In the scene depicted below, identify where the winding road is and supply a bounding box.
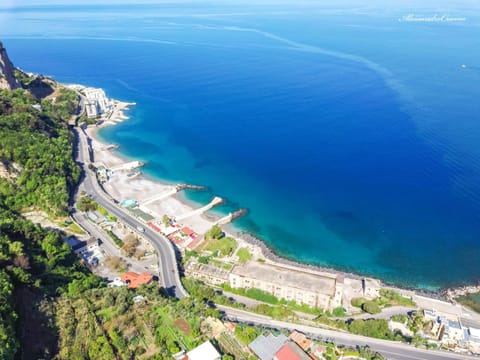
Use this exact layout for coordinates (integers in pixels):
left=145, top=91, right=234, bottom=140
left=72, top=125, right=187, bottom=298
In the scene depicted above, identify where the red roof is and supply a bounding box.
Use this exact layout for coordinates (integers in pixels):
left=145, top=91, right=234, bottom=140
left=289, top=331, right=312, bottom=351
left=187, top=237, right=202, bottom=250
left=274, top=342, right=311, bottom=360
left=148, top=221, right=161, bottom=233
left=182, top=227, right=195, bottom=236
left=121, top=272, right=154, bottom=289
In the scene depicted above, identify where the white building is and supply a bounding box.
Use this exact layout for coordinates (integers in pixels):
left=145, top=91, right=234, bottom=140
left=187, top=341, right=221, bottom=360
left=108, top=277, right=126, bottom=287
left=82, top=87, right=113, bottom=118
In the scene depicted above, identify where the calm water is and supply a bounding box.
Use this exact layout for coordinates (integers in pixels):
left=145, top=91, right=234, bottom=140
left=2, top=2, right=480, bottom=289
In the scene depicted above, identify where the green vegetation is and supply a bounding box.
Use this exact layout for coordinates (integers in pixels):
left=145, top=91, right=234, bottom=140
left=107, top=229, right=124, bottom=247
left=379, top=288, right=416, bottom=307
left=234, top=325, right=260, bottom=345
left=162, top=214, right=170, bottom=227
left=351, top=289, right=415, bottom=315
left=456, top=292, right=480, bottom=313
left=205, top=236, right=237, bottom=257
left=65, top=220, right=85, bottom=235
left=77, top=196, right=98, bottom=212
left=104, top=256, right=127, bottom=272
left=56, top=285, right=221, bottom=359
left=332, top=306, right=346, bottom=317
left=362, top=300, right=382, bottom=314
left=205, top=225, right=224, bottom=240
left=77, top=196, right=116, bottom=221
left=236, top=247, right=252, bottom=263
left=391, top=314, right=408, bottom=323
left=223, top=284, right=278, bottom=304
left=0, top=84, right=105, bottom=358
left=0, top=88, right=80, bottom=215
left=122, top=234, right=138, bottom=256
left=221, top=284, right=323, bottom=316
left=348, top=319, right=392, bottom=339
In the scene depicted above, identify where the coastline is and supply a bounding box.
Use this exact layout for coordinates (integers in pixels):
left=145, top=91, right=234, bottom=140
left=84, top=91, right=476, bottom=304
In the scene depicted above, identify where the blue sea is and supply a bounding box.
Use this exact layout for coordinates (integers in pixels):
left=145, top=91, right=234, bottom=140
left=2, top=1, right=480, bottom=289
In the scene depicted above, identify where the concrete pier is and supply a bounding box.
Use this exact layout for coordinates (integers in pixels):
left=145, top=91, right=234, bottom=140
left=142, top=187, right=179, bottom=206
left=176, top=196, right=223, bottom=221
left=111, top=160, right=144, bottom=172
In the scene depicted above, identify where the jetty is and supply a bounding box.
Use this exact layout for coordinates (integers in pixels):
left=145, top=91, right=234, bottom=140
left=96, top=143, right=119, bottom=151
left=214, top=209, right=247, bottom=226
left=142, top=187, right=179, bottom=206
left=176, top=184, right=207, bottom=191
left=111, top=160, right=144, bottom=172
left=176, top=196, right=223, bottom=221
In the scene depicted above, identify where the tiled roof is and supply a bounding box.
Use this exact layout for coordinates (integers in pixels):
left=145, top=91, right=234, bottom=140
left=121, top=272, right=153, bottom=289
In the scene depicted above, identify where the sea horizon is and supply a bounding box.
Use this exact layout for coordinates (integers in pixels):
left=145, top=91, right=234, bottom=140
left=2, top=1, right=480, bottom=290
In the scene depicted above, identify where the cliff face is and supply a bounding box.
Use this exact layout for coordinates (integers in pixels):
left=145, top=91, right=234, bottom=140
left=0, top=42, right=21, bottom=90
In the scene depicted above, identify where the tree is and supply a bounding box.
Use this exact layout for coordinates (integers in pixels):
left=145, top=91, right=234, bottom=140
left=332, top=306, right=346, bottom=317
left=122, top=234, right=139, bottom=257
left=362, top=300, right=381, bottom=314
left=206, top=225, right=223, bottom=240
left=351, top=297, right=366, bottom=308
left=162, top=215, right=170, bottom=227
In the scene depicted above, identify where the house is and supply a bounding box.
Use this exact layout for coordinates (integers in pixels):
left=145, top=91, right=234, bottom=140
left=289, top=331, right=312, bottom=351
left=465, top=327, right=480, bottom=354
left=108, top=277, right=126, bottom=287
left=186, top=236, right=203, bottom=250
left=187, top=340, right=221, bottom=360
left=274, top=341, right=311, bottom=360
left=120, top=272, right=154, bottom=289
left=72, top=237, right=99, bottom=255
left=181, top=227, right=197, bottom=239
left=249, top=333, right=288, bottom=360
left=445, top=319, right=464, bottom=342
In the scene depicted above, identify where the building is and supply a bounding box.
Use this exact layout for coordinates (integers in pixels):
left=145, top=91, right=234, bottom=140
left=72, top=237, right=100, bottom=255
left=187, top=340, right=221, bottom=360
left=108, top=277, right=126, bottom=287
left=465, top=327, right=480, bottom=354
left=120, top=272, right=154, bottom=289
left=181, top=227, right=197, bottom=239
left=274, top=341, right=311, bottom=360
left=445, top=319, right=464, bottom=342
left=289, top=331, right=312, bottom=351
left=82, top=87, right=113, bottom=118
left=184, top=258, right=230, bottom=286
left=249, top=333, right=288, bottom=360
left=230, top=261, right=340, bottom=309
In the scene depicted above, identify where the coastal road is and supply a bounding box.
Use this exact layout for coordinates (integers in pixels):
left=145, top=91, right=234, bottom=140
left=72, top=126, right=188, bottom=298
left=219, top=306, right=476, bottom=360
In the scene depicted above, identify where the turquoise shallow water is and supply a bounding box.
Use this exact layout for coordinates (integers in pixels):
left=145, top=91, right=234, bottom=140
left=2, top=2, right=480, bottom=289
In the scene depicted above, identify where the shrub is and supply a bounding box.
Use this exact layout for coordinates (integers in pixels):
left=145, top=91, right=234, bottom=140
left=206, top=225, right=224, bottom=240
left=333, top=306, right=346, bottom=317
left=351, top=297, right=366, bottom=308
left=237, top=247, right=253, bottom=263
left=362, top=300, right=381, bottom=314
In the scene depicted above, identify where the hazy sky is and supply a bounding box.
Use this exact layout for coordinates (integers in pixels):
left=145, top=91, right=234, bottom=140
left=2, top=0, right=479, bottom=8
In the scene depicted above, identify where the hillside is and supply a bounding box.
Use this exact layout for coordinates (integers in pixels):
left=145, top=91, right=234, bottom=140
left=0, top=42, right=20, bottom=90
left=0, top=44, right=227, bottom=360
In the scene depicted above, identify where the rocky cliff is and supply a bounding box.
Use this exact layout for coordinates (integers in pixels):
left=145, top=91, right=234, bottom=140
left=0, top=42, right=21, bottom=90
